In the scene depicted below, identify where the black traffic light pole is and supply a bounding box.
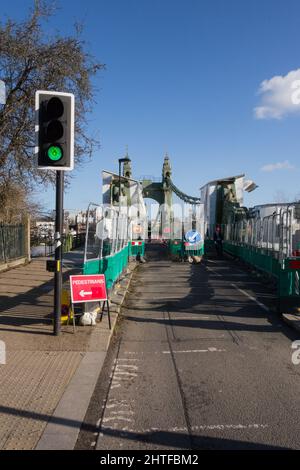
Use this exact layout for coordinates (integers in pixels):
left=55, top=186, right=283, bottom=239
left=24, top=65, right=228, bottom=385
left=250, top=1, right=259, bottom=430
left=54, top=170, right=64, bottom=336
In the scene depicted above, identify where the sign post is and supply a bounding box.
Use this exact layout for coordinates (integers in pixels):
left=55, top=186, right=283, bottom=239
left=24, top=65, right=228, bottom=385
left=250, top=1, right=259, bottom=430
left=184, top=230, right=202, bottom=246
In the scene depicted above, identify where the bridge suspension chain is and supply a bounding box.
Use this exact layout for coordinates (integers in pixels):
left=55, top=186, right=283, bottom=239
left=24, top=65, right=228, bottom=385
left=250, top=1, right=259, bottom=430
left=167, top=178, right=202, bottom=205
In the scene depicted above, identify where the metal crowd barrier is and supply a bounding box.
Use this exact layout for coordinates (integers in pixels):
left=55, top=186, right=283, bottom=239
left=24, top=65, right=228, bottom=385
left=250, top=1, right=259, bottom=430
left=207, top=206, right=300, bottom=309
left=83, top=203, right=132, bottom=290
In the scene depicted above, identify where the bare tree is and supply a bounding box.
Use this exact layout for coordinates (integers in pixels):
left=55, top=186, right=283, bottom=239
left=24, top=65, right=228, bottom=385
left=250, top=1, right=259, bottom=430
left=0, top=178, right=43, bottom=223
left=0, top=1, right=105, bottom=220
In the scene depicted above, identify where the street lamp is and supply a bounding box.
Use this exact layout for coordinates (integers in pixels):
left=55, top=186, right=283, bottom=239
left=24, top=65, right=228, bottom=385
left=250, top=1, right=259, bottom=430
left=118, top=155, right=131, bottom=209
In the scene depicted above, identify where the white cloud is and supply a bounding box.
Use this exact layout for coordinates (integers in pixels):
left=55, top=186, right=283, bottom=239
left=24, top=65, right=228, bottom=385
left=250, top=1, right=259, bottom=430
left=254, top=68, right=300, bottom=119
left=260, top=160, right=295, bottom=172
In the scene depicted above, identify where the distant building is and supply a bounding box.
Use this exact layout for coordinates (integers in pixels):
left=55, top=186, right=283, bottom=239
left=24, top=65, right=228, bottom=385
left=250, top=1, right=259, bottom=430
left=33, top=219, right=55, bottom=239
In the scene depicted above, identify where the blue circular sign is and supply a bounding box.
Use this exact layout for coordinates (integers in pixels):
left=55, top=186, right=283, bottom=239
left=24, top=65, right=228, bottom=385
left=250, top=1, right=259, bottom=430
left=185, top=230, right=202, bottom=244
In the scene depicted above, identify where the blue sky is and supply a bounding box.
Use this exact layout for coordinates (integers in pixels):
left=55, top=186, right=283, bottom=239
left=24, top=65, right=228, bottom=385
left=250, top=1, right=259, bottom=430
left=3, top=0, right=300, bottom=211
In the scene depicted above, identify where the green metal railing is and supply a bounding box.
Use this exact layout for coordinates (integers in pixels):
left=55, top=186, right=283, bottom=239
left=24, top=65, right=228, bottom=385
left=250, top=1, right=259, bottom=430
left=169, top=239, right=183, bottom=257
left=129, top=241, right=145, bottom=257
left=83, top=203, right=131, bottom=290
left=217, top=239, right=300, bottom=306
left=83, top=243, right=129, bottom=290
left=169, top=239, right=204, bottom=259
left=0, top=224, right=25, bottom=264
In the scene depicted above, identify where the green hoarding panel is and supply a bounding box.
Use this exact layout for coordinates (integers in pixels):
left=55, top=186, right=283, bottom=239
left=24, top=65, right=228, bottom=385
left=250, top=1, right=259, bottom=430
left=83, top=244, right=129, bottom=290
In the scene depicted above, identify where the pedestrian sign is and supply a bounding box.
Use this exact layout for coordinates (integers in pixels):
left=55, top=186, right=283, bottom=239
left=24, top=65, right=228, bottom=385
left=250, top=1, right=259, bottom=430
left=70, top=274, right=107, bottom=303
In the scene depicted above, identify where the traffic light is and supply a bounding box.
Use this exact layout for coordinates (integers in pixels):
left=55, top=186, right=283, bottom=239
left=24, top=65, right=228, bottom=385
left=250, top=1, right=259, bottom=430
left=35, top=90, right=74, bottom=170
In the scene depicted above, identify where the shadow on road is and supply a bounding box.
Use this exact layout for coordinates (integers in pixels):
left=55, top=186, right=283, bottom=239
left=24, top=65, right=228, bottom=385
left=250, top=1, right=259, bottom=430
left=124, top=243, right=299, bottom=342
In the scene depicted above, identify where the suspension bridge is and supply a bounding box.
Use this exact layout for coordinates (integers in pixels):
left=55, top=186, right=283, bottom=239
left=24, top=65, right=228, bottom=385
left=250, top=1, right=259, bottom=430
left=83, top=153, right=300, bottom=315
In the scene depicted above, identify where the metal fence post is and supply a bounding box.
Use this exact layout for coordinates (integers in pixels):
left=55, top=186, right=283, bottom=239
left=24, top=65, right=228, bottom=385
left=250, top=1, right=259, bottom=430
left=23, top=214, right=31, bottom=262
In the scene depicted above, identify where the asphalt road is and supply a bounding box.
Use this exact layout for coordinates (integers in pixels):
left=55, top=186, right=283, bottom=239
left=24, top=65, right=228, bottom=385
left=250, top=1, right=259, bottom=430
left=76, top=243, right=300, bottom=450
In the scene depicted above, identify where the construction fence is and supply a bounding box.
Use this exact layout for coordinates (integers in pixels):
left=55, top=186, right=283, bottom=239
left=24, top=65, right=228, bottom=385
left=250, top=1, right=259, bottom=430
left=206, top=205, right=300, bottom=308
left=83, top=204, right=131, bottom=290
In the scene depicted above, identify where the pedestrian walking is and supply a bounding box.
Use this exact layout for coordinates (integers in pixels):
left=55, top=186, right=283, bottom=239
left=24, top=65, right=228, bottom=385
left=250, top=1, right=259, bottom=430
left=213, top=225, right=223, bottom=256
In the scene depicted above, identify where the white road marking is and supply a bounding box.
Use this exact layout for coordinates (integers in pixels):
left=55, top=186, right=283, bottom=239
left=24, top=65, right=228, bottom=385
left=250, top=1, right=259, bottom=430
left=110, top=361, right=139, bottom=393
left=162, top=348, right=226, bottom=354
left=231, top=284, right=269, bottom=312
left=192, top=423, right=269, bottom=431
left=128, top=316, right=212, bottom=321
left=207, top=267, right=222, bottom=277
left=111, top=383, right=121, bottom=389
left=107, top=399, right=130, bottom=405
left=207, top=266, right=270, bottom=313
left=97, top=363, right=138, bottom=445
left=106, top=403, right=124, bottom=409
left=113, top=371, right=138, bottom=376
left=100, top=423, right=269, bottom=434
left=115, top=364, right=138, bottom=370
left=119, top=349, right=228, bottom=355
left=114, top=358, right=140, bottom=362
left=162, top=349, right=207, bottom=354
left=103, top=416, right=134, bottom=423
left=168, top=315, right=211, bottom=320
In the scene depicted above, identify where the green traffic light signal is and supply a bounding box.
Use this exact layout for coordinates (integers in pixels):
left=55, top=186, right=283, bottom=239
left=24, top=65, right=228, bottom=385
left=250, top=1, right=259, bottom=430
left=36, top=91, right=74, bottom=170
left=47, top=145, right=63, bottom=161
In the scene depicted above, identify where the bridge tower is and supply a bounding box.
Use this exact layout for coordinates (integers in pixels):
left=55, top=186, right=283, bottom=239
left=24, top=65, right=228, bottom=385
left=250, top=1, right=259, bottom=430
left=142, top=153, right=173, bottom=210
left=141, top=154, right=174, bottom=238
